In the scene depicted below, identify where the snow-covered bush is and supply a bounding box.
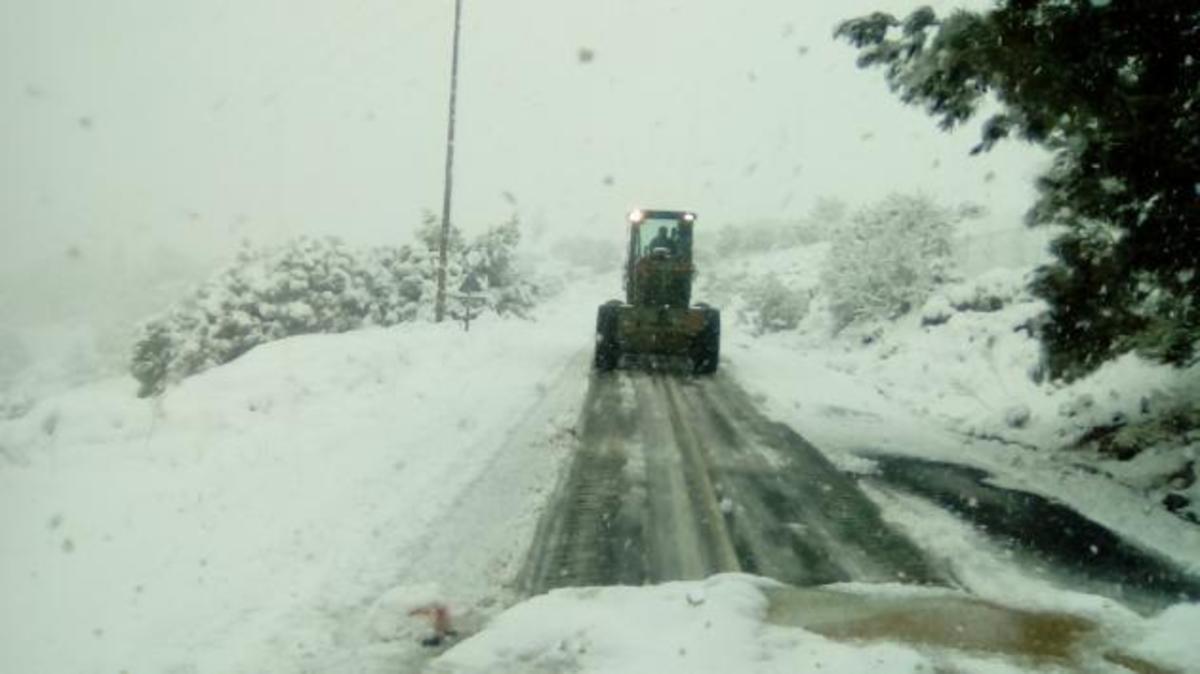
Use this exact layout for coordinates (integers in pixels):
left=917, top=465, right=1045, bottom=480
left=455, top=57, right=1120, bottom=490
left=821, top=193, right=958, bottom=330
left=943, top=268, right=1029, bottom=312
left=421, top=215, right=540, bottom=321
left=739, top=274, right=811, bottom=335
left=919, top=294, right=955, bottom=326
left=131, top=223, right=538, bottom=397
left=921, top=268, right=1035, bottom=327
left=1004, top=404, right=1032, bottom=429
left=130, top=238, right=425, bottom=396
left=461, top=218, right=535, bottom=317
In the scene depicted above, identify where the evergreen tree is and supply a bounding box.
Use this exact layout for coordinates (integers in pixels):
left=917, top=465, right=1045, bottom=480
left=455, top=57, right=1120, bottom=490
left=837, top=1, right=1200, bottom=379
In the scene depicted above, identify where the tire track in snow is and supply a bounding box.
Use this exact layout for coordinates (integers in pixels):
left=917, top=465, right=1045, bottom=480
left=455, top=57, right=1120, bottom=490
left=517, top=368, right=643, bottom=590
left=519, top=369, right=946, bottom=593
left=694, top=373, right=942, bottom=586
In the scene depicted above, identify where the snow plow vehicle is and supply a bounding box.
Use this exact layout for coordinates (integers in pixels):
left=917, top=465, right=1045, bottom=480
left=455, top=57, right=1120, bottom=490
left=593, top=209, right=720, bottom=374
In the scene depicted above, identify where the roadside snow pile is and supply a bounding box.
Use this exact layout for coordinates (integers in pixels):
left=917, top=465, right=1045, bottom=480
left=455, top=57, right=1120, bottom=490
left=1125, top=602, right=1200, bottom=673
left=430, top=574, right=1194, bottom=674
left=430, top=575, right=929, bottom=674
left=826, top=271, right=1200, bottom=524
left=840, top=266, right=1048, bottom=437
left=0, top=280, right=602, bottom=674
left=708, top=228, right=1199, bottom=524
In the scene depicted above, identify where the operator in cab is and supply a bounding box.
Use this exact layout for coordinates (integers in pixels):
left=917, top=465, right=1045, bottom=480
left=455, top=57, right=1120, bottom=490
left=648, top=225, right=676, bottom=255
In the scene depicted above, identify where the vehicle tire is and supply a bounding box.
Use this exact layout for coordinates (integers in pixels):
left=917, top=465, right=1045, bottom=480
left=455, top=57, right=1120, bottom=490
left=594, top=303, right=621, bottom=371
left=692, top=308, right=720, bottom=375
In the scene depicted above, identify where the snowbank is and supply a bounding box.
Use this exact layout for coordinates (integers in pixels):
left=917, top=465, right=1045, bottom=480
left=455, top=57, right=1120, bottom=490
left=430, top=574, right=1195, bottom=674
left=706, top=238, right=1200, bottom=565
left=4, top=234, right=1197, bottom=674
left=431, top=575, right=930, bottom=674
left=0, top=279, right=608, bottom=674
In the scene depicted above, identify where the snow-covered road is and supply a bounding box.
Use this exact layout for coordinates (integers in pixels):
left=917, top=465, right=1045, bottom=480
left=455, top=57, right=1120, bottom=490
left=4, top=273, right=1200, bottom=674
left=520, top=369, right=943, bottom=593
left=518, top=364, right=1200, bottom=611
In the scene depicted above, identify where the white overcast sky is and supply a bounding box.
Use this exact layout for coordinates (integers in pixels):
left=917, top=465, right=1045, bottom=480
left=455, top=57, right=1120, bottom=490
left=1, top=0, right=1045, bottom=323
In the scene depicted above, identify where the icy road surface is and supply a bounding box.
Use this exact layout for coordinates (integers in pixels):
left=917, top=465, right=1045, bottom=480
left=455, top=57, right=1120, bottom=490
left=865, top=455, right=1200, bottom=613
left=517, top=365, right=1200, bottom=618
left=519, top=370, right=943, bottom=592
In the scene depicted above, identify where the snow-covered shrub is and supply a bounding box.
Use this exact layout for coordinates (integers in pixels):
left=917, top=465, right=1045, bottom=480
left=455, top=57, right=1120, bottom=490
left=921, top=268, right=1035, bottom=327
left=131, top=223, right=538, bottom=397
left=739, top=274, right=810, bottom=335
left=1004, top=404, right=1032, bottom=429
left=460, top=218, right=538, bottom=318
left=1071, top=386, right=1200, bottom=477
left=919, top=294, right=954, bottom=326
left=130, top=238, right=424, bottom=396
left=821, top=193, right=958, bottom=330
left=1058, top=393, right=1096, bottom=419
left=944, top=268, right=1029, bottom=312
left=415, top=211, right=465, bottom=254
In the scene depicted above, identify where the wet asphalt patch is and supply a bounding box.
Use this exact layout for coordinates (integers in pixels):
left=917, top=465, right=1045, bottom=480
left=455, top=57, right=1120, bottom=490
left=864, top=454, right=1200, bottom=611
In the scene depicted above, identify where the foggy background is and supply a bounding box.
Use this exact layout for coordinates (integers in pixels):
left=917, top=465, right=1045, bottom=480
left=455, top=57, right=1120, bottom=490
left=1, top=0, right=1046, bottom=382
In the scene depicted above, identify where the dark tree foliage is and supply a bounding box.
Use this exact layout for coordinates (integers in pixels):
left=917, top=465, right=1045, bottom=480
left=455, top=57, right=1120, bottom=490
left=837, top=1, right=1200, bottom=379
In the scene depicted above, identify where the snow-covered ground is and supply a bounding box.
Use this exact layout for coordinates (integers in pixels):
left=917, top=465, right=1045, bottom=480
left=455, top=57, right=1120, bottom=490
left=4, top=246, right=1199, bottom=674
left=730, top=330, right=1200, bottom=571
left=0, top=279, right=605, bottom=674
left=430, top=574, right=1200, bottom=674
left=705, top=238, right=1200, bottom=543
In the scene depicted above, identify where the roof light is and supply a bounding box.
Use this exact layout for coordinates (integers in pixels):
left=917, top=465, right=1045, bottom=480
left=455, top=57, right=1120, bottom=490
left=681, top=212, right=696, bottom=222
left=629, top=209, right=645, bottom=223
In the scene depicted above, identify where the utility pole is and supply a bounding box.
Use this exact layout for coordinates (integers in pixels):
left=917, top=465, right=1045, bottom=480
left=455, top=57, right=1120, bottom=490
left=435, top=0, right=464, bottom=323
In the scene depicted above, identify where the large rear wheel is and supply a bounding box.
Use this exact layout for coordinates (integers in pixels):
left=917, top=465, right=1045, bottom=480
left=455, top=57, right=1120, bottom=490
left=692, top=307, right=720, bottom=375
left=593, top=303, right=621, bottom=371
